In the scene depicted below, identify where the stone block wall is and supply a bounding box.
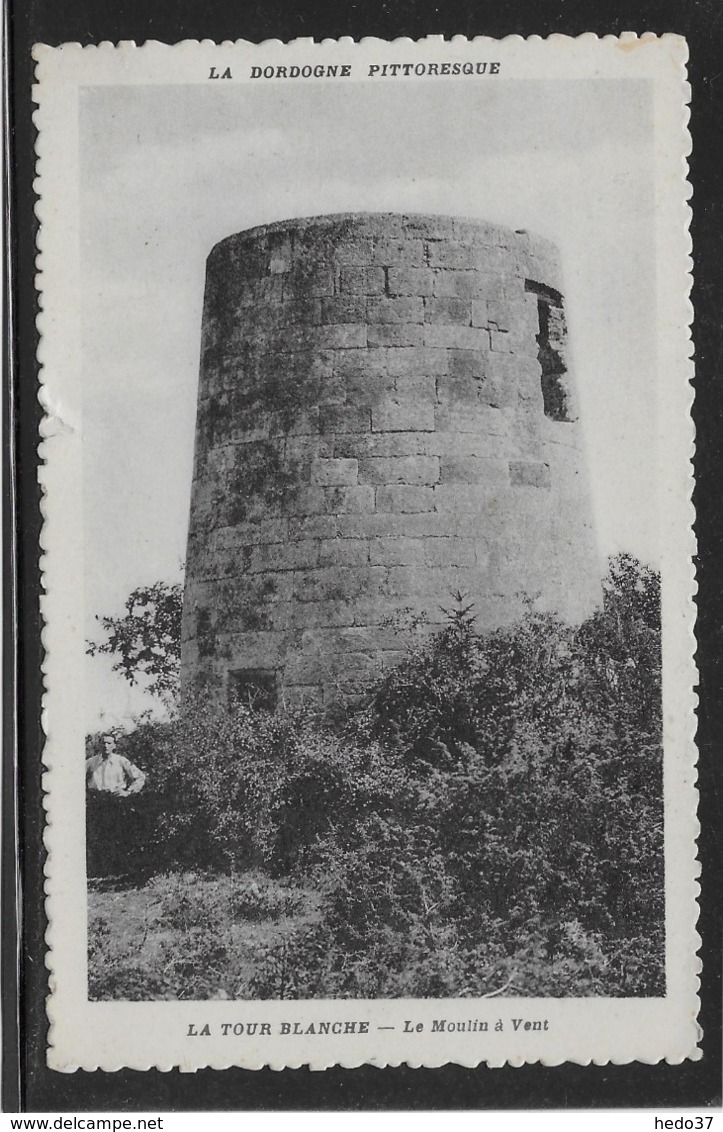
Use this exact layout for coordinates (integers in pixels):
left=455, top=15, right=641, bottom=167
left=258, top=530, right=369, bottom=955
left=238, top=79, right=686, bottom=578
left=181, top=213, right=601, bottom=707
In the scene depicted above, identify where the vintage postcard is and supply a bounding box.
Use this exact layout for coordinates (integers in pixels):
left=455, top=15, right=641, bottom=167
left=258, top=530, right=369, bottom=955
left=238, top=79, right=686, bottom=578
left=34, top=34, right=697, bottom=1071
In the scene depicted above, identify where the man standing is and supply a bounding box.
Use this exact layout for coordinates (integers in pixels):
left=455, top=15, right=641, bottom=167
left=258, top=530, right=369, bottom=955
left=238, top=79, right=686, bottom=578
left=85, top=734, right=146, bottom=796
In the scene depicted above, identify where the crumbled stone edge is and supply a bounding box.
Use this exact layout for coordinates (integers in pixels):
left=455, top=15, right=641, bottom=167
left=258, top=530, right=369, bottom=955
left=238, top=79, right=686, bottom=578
left=31, top=33, right=699, bottom=1073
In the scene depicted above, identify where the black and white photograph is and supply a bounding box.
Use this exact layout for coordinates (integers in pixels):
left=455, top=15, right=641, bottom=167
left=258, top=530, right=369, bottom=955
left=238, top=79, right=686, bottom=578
left=33, top=35, right=698, bottom=1070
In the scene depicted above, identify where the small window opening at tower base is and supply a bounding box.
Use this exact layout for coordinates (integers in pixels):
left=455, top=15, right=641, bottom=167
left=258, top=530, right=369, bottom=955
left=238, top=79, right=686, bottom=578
left=525, top=279, right=574, bottom=422
left=228, top=668, right=278, bottom=711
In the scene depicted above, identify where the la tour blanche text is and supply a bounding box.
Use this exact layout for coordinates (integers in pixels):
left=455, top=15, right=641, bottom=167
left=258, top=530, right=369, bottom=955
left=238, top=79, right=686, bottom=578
left=207, top=62, right=501, bottom=81
left=187, top=1016, right=548, bottom=1037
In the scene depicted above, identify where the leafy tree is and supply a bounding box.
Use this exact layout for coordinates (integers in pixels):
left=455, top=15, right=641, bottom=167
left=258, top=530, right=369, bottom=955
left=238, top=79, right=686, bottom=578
left=87, top=580, right=183, bottom=705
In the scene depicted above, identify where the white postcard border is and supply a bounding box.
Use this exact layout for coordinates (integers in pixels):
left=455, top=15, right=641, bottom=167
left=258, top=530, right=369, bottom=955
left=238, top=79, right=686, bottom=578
left=33, top=33, right=698, bottom=1072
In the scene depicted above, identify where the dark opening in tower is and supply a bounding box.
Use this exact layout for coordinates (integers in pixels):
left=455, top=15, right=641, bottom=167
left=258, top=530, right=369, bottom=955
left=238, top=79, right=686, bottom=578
left=525, top=280, right=574, bottom=422
left=228, top=668, right=278, bottom=712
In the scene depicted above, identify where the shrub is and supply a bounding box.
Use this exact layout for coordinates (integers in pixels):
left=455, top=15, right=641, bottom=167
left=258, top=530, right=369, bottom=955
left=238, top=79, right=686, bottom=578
left=87, top=555, right=664, bottom=998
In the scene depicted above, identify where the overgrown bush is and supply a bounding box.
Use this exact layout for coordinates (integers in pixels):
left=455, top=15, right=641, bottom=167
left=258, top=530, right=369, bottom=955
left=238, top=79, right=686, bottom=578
left=87, top=555, right=664, bottom=998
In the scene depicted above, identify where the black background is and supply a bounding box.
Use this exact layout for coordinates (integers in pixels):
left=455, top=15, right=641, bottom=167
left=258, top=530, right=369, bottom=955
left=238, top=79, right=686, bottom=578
left=7, top=0, right=723, bottom=1113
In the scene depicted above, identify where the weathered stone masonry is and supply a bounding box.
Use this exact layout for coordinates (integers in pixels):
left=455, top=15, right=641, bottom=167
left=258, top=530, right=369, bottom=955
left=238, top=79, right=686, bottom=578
left=181, top=213, right=601, bottom=708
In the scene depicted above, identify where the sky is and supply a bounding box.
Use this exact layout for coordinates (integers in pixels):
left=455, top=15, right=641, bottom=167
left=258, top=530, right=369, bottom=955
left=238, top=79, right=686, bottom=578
left=80, top=77, right=656, bottom=729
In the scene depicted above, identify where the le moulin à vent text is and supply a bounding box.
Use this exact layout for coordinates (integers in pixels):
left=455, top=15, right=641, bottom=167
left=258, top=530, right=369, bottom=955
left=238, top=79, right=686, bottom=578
left=187, top=1017, right=549, bottom=1037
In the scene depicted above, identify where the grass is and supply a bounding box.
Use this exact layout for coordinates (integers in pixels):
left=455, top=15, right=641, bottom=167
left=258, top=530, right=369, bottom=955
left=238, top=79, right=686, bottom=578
left=87, top=870, right=322, bottom=1000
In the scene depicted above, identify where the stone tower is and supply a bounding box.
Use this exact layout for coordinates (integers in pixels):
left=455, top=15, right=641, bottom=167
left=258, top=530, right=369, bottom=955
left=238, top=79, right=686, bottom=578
left=181, top=213, right=600, bottom=708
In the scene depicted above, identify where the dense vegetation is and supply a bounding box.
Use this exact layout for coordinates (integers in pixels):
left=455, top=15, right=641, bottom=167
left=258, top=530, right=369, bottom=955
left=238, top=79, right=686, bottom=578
left=87, top=554, right=664, bottom=1000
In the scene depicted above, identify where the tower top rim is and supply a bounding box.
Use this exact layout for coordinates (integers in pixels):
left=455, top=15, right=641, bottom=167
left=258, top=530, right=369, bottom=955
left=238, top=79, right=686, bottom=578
left=208, top=212, right=559, bottom=260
